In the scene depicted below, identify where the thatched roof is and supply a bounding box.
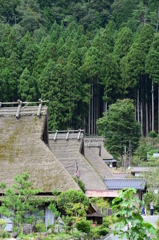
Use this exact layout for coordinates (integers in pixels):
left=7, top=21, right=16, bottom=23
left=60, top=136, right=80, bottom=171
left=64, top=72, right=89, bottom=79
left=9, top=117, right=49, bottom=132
left=84, top=137, right=114, bottom=160
left=49, top=133, right=107, bottom=191
left=0, top=105, right=79, bottom=193
left=84, top=147, right=114, bottom=178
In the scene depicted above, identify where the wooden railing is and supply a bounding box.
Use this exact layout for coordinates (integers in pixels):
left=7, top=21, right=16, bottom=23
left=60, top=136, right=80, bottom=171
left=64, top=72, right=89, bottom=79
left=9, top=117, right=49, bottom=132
left=49, top=129, right=85, bottom=141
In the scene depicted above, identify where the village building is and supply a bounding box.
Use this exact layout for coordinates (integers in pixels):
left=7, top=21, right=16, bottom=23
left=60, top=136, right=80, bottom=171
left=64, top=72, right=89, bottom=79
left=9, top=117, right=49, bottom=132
left=49, top=131, right=118, bottom=198
left=104, top=178, right=146, bottom=200
left=130, top=167, right=155, bottom=177
left=84, top=137, right=117, bottom=168
left=0, top=101, right=80, bottom=230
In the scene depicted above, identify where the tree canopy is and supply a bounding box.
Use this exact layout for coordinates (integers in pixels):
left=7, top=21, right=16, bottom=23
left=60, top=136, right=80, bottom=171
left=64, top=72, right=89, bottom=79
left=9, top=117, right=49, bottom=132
left=0, top=1, right=159, bottom=136
left=97, top=99, right=141, bottom=157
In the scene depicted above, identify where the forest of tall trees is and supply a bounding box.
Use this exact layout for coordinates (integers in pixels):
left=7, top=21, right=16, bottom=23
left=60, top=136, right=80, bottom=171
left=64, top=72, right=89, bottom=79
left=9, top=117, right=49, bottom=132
left=0, top=0, right=159, bottom=135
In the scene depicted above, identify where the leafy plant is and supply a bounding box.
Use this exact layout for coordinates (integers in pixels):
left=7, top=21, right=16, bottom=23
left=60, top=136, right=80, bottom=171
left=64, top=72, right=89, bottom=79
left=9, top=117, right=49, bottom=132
left=92, top=225, right=109, bottom=239
left=73, top=178, right=86, bottom=193
left=76, top=218, right=91, bottom=233
left=48, top=202, right=60, bottom=218
left=35, top=219, right=46, bottom=232
left=52, top=189, right=59, bottom=196
left=90, top=197, right=110, bottom=215
left=0, top=173, right=44, bottom=231
left=56, top=190, right=89, bottom=232
left=112, top=188, right=156, bottom=240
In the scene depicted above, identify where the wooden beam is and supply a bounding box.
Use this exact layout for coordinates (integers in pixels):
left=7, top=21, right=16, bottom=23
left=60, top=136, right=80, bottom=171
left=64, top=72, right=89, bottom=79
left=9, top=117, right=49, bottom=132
left=37, top=99, right=42, bottom=117
left=16, top=100, right=22, bottom=119
left=66, top=130, right=69, bottom=140
left=77, top=129, right=81, bottom=140
left=54, top=130, right=58, bottom=141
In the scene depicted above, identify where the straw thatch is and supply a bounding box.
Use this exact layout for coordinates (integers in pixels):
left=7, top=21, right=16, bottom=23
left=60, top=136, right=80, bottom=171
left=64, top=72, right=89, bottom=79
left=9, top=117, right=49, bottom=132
left=84, top=146, right=114, bottom=179
left=0, top=106, right=79, bottom=193
left=84, top=137, right=114, bottom=160
left=49, top=135, right=107, bottom=191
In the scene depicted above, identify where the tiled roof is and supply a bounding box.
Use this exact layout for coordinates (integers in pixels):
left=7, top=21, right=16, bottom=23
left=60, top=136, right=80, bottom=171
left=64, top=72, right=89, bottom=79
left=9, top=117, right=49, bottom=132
left=87, top=210, right=103, bottom=217
left=113, top=173, right=134, bottom=179
left=131, top=167, right=156, bottom=172
left=104, top=178, right=146, bottom=190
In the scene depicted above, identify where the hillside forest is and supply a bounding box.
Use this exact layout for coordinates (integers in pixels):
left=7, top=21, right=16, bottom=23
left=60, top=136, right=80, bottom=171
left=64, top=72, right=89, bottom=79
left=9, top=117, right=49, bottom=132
left=0, top=0, right=159, bottom=135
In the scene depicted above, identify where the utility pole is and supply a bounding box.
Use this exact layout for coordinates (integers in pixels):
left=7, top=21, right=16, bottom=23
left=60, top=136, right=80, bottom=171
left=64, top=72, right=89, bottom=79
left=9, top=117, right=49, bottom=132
left=129, top=141, right=131, bottom=167
left=124, top=145, right=126, bottom=173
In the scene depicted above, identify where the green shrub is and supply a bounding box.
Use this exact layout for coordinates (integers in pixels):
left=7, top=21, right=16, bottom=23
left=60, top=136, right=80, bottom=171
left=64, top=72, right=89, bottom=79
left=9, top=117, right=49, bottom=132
left=98, top=227, right=109, bottom=236
left=52, top=189, right=59, bottom=196
left=101, top=221, right=109, bottom=228
left=76, top=219, right=91, bottom=233
left=73, top=178, right=86, bottom=193
left=148, top=131, right=157, bottom=138
left=92, top=226, right=109, bottom=238
left=35, top=219, right=46, bottom=232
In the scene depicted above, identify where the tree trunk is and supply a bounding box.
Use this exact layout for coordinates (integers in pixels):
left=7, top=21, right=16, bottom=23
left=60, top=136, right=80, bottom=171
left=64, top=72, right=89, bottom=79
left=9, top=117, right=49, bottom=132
left=158, top=84, right=159, bottom=134
left=137, top=89, right=140, bottom=123
left=129, top=140, right=131, bottom=167
left=91, top=82, right=93, bottom=134
left=152, top=79, right=154, bottom=131
left=94, top=94, right=96, bottom=134
left=96, top=87, right=100, bottom=134
left=88, top=84, right=91, bottom=135
left=84, top=117, right=86, bottom=133
left=149, top=102, right=151, bottom=132
left=135, top=101, right=136, bottom=120
left=121, top=155, right=123, bottom=166
left=105, top=94, right=107, bottom=112
left=156, top=7, right=159, bottom=33
left=141, top=99, right=143, bottom=136
left=146, top=92, right=149, bottom=136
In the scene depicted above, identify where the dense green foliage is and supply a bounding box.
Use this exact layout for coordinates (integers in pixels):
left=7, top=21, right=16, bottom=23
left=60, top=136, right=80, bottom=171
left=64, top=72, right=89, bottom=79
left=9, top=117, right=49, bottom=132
left=0, top=173, right=43, bottom=231
left=112, top=188, right=156, bottom=240
left=0, top=0, right=159, bottom=135
left=73, top=177, right=86, bottom=193
left=76, top=219, right=91, bottom=233
left=56, top=190, right=89, bottom=232
left=134, top=136, right=159, bottom=163
left=97, top=99, right=141, bottom=157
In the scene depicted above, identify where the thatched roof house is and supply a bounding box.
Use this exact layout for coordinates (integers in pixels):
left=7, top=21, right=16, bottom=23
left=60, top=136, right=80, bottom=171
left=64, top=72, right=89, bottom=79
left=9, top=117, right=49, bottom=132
left=49, top=131, right=107, bottom=192
left=0, top=103, right=79, bottom=193
left=84, top=137, right=117, bottom=167
left=84, top=137, right=114, bottom=178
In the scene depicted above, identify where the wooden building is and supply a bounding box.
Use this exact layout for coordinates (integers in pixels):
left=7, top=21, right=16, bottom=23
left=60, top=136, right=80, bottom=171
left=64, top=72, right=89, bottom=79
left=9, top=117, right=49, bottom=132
left=0, top=101, right=80, bottom=230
